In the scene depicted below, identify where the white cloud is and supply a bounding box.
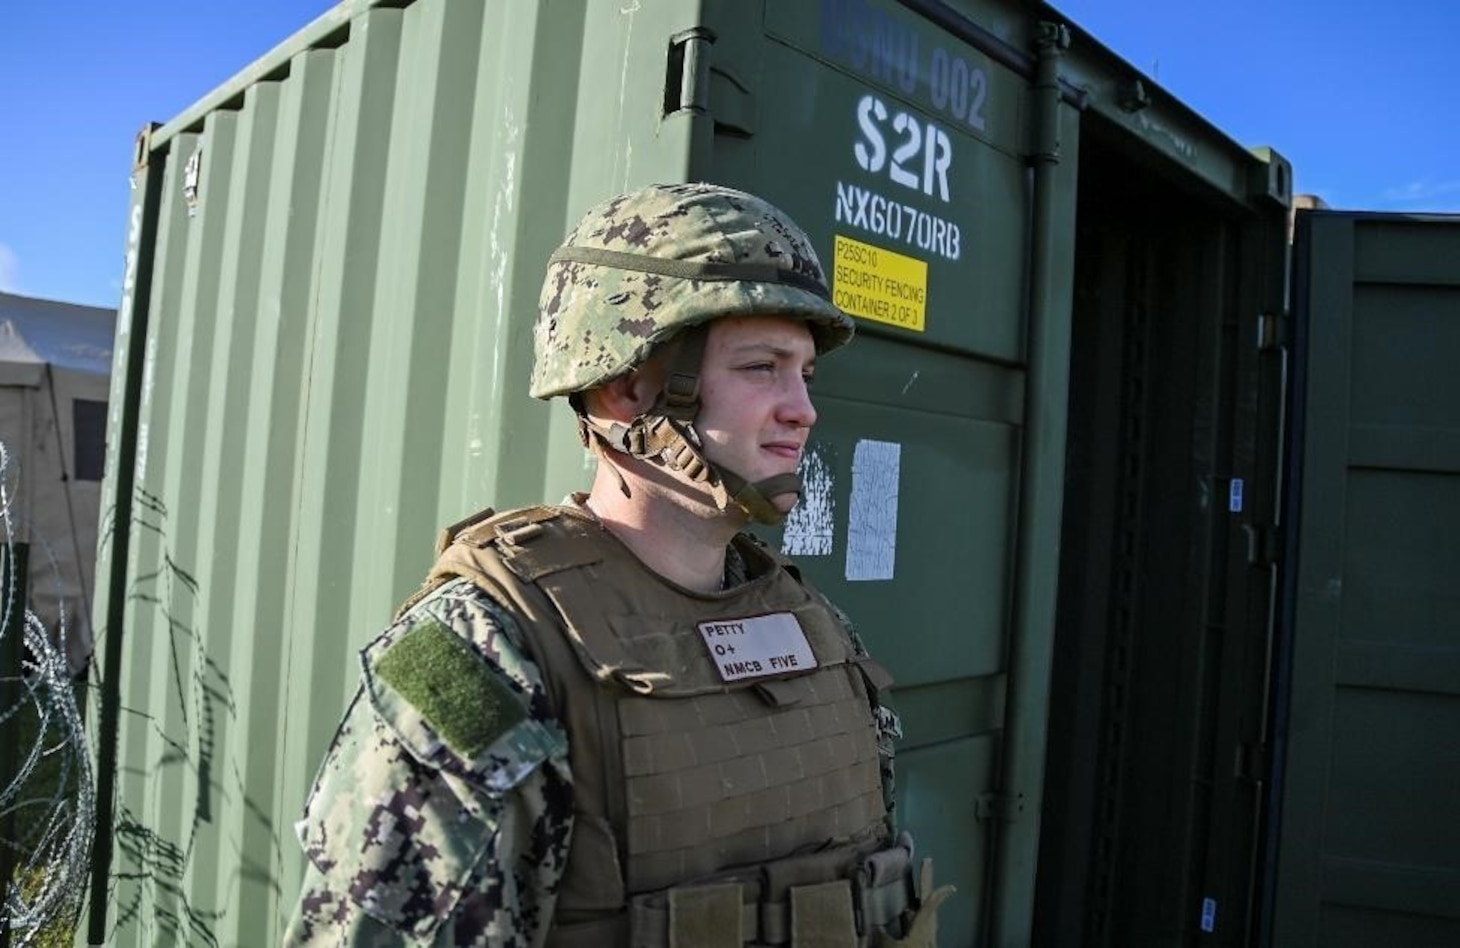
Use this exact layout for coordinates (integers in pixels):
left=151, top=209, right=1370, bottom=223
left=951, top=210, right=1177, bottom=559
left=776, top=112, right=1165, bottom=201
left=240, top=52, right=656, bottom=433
left=0, top=243, right=19, bottom=293
left=1377, top=179, right=1460, bottom=212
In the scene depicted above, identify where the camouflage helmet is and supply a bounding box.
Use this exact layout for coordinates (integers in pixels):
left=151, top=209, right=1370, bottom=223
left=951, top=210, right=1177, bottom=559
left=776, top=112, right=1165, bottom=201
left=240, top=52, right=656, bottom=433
left=531, top=182, right=854, bottom=399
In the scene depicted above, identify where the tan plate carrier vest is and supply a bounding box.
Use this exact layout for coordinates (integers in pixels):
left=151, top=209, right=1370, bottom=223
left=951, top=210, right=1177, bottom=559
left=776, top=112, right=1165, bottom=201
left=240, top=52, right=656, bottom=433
left=422, top=505, right=922, bottom=948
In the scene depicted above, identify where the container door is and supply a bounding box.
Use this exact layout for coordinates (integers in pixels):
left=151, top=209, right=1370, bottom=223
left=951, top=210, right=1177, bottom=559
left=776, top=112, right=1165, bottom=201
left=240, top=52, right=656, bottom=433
left=1031, top=117, right=1292, bottom=947
left=1271, top=211, right=1460, bottom=945
left=687, top=2, right=1070, bottom=944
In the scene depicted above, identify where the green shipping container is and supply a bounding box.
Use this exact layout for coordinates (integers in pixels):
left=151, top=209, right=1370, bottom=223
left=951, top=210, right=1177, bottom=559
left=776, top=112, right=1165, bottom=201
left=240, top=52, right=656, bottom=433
left=85, top=0, right=1457, bottom=945
left=1268, top=211, right=1460, bottom=947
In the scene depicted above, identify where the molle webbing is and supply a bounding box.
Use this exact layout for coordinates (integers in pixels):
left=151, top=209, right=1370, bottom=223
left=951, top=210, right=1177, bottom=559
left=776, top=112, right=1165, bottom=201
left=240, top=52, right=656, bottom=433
left=424, top=506, right=891, bottom=941
left=616, top=674, right=884, bottom=894
left=492, top=512, right=886, bottom=892
left=625, top=831, right=915, bottom=948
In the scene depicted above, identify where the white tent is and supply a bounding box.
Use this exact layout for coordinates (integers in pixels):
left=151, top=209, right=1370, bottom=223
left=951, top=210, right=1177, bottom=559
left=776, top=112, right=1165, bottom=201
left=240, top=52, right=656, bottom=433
left=0, top=291, right=116, bottom=675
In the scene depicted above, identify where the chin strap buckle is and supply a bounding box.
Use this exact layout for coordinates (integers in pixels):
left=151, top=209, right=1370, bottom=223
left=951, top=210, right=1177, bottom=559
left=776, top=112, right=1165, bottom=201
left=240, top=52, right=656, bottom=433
left=661, top=370, right=700, bottom=418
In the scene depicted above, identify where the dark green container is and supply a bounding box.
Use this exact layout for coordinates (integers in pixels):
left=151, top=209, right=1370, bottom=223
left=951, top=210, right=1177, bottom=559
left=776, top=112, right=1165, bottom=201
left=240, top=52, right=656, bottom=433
left=1268, top=212, right=1460, bottom=947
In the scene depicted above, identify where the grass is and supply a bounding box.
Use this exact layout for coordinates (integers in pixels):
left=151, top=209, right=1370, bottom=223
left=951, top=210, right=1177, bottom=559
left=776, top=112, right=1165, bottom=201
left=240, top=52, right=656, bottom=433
left=12, top=865, right=80, bottom=948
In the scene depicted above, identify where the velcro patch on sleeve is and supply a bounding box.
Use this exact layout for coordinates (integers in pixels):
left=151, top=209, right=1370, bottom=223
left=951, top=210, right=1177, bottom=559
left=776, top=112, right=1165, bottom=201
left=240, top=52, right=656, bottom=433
left=373, top=619, right=526, bottom=759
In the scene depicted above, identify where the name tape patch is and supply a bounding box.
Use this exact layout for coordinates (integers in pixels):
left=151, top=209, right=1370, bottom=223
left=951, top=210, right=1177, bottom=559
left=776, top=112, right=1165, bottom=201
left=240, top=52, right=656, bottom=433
left=698, top=612, right=819, bottom=683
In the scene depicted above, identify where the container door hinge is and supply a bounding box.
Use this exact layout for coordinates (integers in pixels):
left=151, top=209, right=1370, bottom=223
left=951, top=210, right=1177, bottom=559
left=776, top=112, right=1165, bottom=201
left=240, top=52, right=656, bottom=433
left=665, top=28, right=714, bottom=116
left=1243, top=523, right=1280, bottom=568
left=1234, top=741, right=1270, bottom=782
left=664, top=27, right=755, bottom=137
left=132, top=122, right=162, bottom=173
left=1257, top=310, right=1288, bottom=351
left=976, top=791, right=1027, bottom=822
left=1248, top=146, right=1293, bottom=207
left=1117, top=77, right=1151, bottom=113
left=183, top=143, right=204, bottom=217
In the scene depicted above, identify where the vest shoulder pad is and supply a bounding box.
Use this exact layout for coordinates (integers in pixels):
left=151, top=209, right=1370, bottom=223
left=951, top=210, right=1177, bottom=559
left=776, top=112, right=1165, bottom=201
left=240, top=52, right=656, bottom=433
left=461, top=505, right=618, bottom=583
left=433, top=506, right=498, bottom=556
left=459, top=505, right=566, bottom=546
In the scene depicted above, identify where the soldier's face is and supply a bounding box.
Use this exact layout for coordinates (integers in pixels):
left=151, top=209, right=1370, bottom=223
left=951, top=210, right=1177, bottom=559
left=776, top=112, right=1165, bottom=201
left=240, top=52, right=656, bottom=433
left=695, top=315, right=819, bottom=513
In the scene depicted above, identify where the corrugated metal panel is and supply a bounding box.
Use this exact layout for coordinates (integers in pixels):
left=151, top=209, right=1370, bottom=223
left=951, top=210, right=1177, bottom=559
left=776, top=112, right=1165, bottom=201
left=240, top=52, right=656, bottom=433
left=1274, top=211, right=1460, bottom=946
left=91, top=1, right=706, bottom=942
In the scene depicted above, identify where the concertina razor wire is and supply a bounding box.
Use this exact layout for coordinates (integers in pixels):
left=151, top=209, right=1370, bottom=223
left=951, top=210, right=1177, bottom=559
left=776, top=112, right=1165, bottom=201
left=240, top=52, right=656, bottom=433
left=0, top=436, right=95, bottom=945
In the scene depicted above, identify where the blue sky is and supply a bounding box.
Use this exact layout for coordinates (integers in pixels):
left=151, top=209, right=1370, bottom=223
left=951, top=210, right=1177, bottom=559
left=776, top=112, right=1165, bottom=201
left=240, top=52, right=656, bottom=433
left=1, top=0, right=1455, bottom=309
left=1057, top=0, right=1460, bottom=215
left=0, top=1, right=333, bottom=308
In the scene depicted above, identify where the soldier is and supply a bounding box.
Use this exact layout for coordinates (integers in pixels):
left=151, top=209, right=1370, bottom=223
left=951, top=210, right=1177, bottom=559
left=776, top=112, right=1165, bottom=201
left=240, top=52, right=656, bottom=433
left=285, top=183, right=951, bottom=947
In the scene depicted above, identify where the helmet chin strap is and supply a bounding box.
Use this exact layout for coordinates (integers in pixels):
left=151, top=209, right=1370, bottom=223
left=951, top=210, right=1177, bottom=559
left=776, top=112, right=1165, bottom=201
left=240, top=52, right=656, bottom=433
left=577, top=325, right=803, bottom=526
left=714, top=467, right=803, bottom=526
left=578, top=413, right=803, bottom=526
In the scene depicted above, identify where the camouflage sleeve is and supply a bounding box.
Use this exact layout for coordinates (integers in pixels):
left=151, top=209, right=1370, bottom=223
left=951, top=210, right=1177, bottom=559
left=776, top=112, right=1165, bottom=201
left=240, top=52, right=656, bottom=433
left=285, top=579, right=573, bottom=947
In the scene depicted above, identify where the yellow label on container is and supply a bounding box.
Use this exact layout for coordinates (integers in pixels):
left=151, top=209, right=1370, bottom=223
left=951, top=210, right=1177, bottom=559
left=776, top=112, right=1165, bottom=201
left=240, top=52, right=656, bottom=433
left=831, top=235, right=928, bottom=332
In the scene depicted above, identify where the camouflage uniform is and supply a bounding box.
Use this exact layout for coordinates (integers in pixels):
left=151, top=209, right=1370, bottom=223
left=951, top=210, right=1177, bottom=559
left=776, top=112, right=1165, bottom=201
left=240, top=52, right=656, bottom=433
left=285, top=579, right=572, bottom=946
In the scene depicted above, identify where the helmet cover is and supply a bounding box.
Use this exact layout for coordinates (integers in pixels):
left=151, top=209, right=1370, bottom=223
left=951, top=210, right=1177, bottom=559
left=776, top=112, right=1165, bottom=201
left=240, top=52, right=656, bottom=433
left=531, top=182, right=854, bottom=399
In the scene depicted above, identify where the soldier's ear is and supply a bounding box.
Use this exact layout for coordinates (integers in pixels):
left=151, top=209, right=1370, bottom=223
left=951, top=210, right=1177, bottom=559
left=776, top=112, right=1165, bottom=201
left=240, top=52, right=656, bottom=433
left=624, top=359, right=667, bottom=413
left=585, top=363, right=662, bottom=422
